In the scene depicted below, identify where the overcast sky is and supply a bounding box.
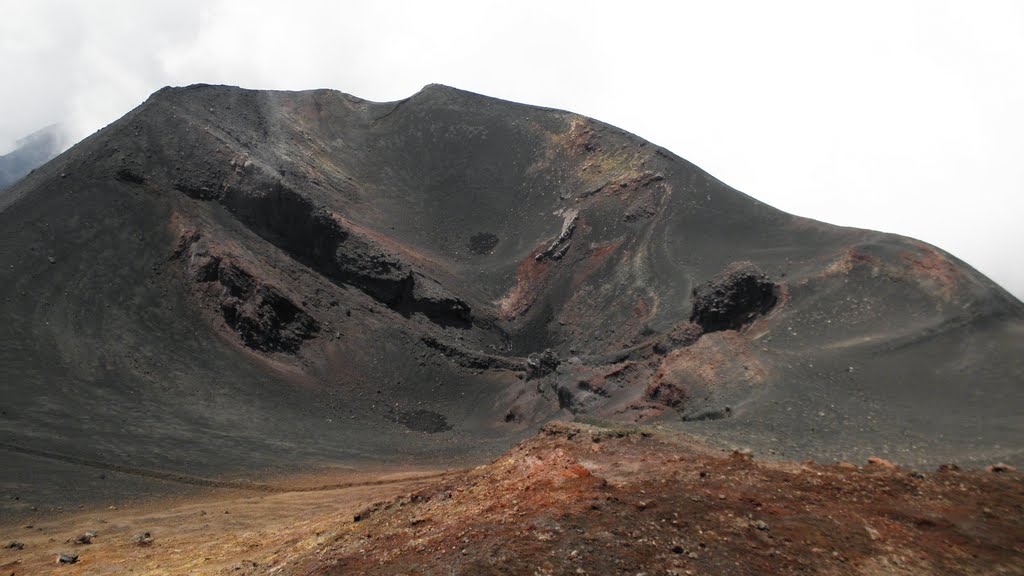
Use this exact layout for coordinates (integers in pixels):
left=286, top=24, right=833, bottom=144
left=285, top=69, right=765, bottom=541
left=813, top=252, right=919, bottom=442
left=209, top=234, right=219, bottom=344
left=2, top=0, right=1022, bottom=299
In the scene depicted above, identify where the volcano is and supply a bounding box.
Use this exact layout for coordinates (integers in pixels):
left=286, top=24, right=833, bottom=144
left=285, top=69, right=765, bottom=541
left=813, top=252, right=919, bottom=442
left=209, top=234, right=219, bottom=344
left=1, top=84, right=1022, bottom=518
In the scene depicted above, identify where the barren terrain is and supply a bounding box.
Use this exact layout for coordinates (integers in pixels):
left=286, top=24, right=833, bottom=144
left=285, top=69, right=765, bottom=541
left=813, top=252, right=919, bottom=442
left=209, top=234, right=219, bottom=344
left=2, top=423, right=1021, bottom=575
left=1, top=84, right=1022, bottom=573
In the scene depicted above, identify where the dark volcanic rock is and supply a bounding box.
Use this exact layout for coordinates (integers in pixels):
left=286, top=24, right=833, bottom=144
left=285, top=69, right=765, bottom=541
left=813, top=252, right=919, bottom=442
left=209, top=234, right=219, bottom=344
left=420, top=336, right=525, bottom=371
left=526, top=349, right=560, bottom=379
left=690, top=262, right=777, bottom=333
left=645, top=381, right=687, bottom=408
left=535, top=210, right=578, bottom=261
left=221, top=285, right=319, bottom=353
left=0, top=83, right=1022, bottom=517
left=177, top=237, right=319, bottom=353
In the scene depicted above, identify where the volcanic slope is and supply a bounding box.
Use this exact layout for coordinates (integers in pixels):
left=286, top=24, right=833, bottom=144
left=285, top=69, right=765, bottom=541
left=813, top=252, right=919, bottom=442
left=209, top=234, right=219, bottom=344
left=1, top=84, right=1021, bottom=513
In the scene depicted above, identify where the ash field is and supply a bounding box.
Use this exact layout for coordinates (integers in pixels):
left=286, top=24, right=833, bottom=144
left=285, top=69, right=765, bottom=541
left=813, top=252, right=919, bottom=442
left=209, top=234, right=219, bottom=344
left=0, top=84, right=1021, bottom=574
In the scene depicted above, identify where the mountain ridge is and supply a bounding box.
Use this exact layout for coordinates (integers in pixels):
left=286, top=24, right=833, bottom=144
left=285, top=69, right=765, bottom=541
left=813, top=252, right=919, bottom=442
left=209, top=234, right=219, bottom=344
left=1, top=83, right=1021, bottom=516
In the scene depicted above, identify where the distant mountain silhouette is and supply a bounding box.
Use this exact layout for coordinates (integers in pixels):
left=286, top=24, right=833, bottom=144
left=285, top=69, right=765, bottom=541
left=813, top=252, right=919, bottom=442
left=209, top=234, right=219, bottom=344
left=0, top=124, right=64, bottom=190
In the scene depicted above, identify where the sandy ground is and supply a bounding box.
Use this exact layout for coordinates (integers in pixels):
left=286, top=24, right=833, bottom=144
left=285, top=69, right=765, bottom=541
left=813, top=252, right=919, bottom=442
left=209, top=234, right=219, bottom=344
left=0, top=468, right=454, bottom=575
left=2, top=423, right=1022, bottom=575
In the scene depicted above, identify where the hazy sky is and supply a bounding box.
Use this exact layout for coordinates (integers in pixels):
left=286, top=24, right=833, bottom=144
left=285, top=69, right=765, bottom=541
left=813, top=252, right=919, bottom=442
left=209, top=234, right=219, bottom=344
left=2, top=1, right=1022, bottom=299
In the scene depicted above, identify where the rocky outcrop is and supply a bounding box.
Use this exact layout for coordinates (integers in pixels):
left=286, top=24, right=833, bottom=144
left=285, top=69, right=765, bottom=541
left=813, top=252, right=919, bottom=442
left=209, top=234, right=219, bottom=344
left=526, top=349, right=560, bottom=379
left=219, top=280, right=319, bottom=354
left=420, top=336, right=525, bottom=371
left=690, top=262, right=777, bottom=333
left=176, top=235, right=319, bottom=353
left=176, top=171, right=474, bottom=328
left=535, top=209, right=578, bottom=262
left=644, top=381, right=687, bottom=408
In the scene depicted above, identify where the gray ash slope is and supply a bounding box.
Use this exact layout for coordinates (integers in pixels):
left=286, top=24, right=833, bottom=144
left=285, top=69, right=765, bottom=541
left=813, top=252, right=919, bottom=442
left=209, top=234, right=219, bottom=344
left=1, top=84, right=1021, bottom=512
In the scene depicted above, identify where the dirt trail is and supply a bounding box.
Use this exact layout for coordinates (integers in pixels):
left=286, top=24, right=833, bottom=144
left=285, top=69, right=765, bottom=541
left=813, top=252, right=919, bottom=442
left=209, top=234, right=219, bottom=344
left=0, top=469, right=451, bottom=575
left=1, top=442, right=456, bottom=494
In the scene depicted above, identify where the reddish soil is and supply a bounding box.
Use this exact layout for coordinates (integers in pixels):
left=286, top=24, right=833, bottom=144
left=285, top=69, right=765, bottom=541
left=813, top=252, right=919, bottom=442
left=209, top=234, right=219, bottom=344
left=1, top=424, right=1020, bottom=575
left=273, top=423, right=1024, bottom=575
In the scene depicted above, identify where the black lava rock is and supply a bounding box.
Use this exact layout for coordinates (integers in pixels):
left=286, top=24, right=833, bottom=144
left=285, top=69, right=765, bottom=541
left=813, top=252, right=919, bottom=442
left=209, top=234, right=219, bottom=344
left=690, top=262, right=777, bottom=332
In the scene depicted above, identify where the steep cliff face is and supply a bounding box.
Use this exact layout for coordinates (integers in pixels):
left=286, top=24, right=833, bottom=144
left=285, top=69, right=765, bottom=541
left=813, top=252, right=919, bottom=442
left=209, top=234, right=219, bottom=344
left=1, top=84, right=1022, bottom=512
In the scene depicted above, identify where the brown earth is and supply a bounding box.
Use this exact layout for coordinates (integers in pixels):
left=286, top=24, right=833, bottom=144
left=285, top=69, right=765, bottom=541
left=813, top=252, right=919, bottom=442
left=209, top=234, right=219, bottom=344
left=280, top=423, right=1024, bottom=576
left=3, top=423, right=1020, bottom=575
left=0, top=468, right=451, bottom=575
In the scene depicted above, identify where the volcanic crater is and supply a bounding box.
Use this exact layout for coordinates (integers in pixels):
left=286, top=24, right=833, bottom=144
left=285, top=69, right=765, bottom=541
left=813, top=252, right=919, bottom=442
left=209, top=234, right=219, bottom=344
left=1, top=85, right=1022, bottom=565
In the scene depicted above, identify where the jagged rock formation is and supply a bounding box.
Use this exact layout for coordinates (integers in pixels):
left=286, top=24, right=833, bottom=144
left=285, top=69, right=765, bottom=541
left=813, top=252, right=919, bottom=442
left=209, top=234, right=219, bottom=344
left=0, top=84, right=1022, bottom=514
left=690, top=261, right=778, bottom=332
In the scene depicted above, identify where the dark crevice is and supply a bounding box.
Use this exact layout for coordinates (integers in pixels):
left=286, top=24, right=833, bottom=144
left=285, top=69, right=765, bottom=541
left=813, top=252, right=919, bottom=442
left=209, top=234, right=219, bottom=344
left=420, top=336, right=525, bottom=371
left=177, top=249, right=319, bottom=354
left=195, top=178, right=473, bottom=327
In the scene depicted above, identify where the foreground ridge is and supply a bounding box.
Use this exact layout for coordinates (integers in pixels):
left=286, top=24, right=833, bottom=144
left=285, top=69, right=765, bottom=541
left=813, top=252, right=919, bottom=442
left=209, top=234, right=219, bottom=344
left=2, top=423, right=1018, bottom=574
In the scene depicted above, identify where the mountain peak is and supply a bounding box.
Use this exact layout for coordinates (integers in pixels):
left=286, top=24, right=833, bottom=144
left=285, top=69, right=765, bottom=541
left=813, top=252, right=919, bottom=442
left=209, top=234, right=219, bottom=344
left=1, top=84, right=1021, bottom=525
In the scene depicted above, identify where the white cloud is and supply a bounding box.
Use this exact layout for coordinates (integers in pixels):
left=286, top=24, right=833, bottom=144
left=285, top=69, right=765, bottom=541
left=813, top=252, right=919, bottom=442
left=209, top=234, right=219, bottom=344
left=1, top=0, right=1021, bottom=299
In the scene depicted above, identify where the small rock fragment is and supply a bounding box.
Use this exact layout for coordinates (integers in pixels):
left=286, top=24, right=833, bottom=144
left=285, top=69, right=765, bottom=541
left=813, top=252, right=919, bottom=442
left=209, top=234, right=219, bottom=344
left=131, top=531, right=153, bottom=546
left=864, top=524, right=881, bottom=541
left=6, top=541, right=24, bottom=550
left=867, top=456, right=896, bottom=469
left=985, top=463, right=1016, bottom=473
left=755, top=520, right=769, bottom=531
left=58, top=552, right=78, bottom=564
left=526, top=349, right=560, bottom=379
